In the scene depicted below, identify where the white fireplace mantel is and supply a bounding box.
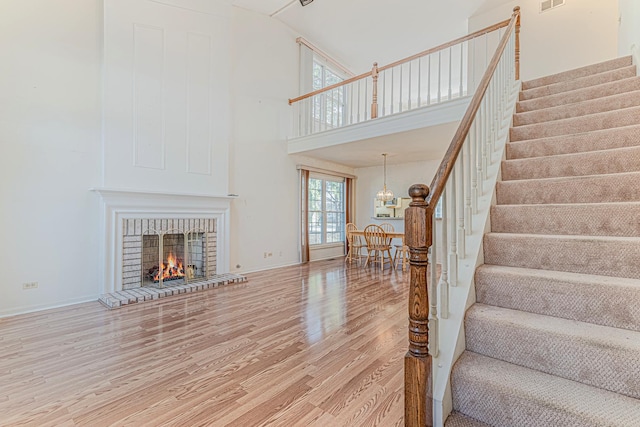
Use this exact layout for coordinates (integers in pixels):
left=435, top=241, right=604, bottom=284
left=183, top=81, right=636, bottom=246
left=92, top=187, right=236, bottom=294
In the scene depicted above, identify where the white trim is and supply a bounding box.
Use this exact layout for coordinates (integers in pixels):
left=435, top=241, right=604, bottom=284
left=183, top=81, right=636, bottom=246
left=0, top=297, right=99, bottom=319
left=92, top=188, right=232, bottom=294
left=288, top=96, right=471, bottom=154
left=297, top=37, right=354, bottom=77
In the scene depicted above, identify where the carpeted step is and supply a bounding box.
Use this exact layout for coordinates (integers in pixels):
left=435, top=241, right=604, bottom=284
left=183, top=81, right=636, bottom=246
left=451, top=351, right=640, bottom=427
left=506, top=124, right=640, bottom=160
left=501, top=145, right=640, bottom=180
left=517, top=76, right=640, bottom=113
left=490, top=202, right=640, bottom=236
left=513, top=90, right=640, bottom=126
left=483, top=233, right=640, bottom=279
left=496, top=171, right=640, bottom=205
left=475, top=265, right=640, bottom=332
left=445, top=412, right=491, bottom=427
left=522, top=56, right=632, bottom=90
left=509, top=105, right=640, bottom=142
left=465, top=304, right=640, bottom=398
left=519, top=65, right=636, bottom=101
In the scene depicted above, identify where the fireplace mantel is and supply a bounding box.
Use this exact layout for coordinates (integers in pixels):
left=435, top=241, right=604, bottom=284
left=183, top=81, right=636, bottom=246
left=92, top=188, right=235, bottom=294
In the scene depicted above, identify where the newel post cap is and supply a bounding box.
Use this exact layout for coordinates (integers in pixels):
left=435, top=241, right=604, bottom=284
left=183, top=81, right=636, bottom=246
left=408, top=184, right=429, bottom=207
left=513, top=5, right=521, bottom=13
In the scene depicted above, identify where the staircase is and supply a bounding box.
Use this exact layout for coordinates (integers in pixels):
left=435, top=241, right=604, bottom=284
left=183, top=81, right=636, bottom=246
left=446, top=57, right=640, bottom=426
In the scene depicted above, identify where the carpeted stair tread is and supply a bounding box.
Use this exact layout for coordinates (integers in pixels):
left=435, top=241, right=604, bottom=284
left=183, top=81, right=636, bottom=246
left=451, top=351, right=640, bottom=427
left=513, top=90, right=640, bottom=126
left=475, top=265, right=640, bottom=332
left=483, top=233, right=640, bottom=279
left=490, top=202, right=640, bottom=236
left=517, top=76, right=640, bottom=113
left=506, top=124, right=640, bottom=160
left=519, top=65, right=636, bottom=101
left=496, top=171, right=640, bottom=205
left=509, top=105, right=640, bottom=142
left=501, top=145, right=640, bottom=180
left=445, top=412, right=491, bottom=427
left=522, top=56, right=632, bottom=90
left=465, top=304, right=640, bottom=398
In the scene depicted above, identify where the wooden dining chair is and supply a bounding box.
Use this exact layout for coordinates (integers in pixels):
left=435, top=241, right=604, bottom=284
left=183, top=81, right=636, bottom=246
left=379, top=222, right=407, bottom=271
left=345, top=223, right=364, bottom=265
left=363, top=224, right=394, bottom=271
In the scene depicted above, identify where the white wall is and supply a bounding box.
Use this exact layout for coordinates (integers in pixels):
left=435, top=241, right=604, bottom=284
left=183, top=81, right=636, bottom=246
left=355, top=160, right=443, bottom=259
left=0, top=0, right=103, bottom=316
left=229, top=7, right=354, bottom=273
left=618, top=0, right=640, bottom=66
left=470, top=0, right=619, bottom=81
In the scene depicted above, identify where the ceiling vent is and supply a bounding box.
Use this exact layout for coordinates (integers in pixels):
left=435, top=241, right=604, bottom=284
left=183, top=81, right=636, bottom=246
left=541, top=0, right=565, bottom=12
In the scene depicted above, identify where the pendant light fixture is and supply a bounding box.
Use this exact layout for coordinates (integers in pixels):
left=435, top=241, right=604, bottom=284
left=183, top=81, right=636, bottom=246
left=376, top=153, right=394, bottom=202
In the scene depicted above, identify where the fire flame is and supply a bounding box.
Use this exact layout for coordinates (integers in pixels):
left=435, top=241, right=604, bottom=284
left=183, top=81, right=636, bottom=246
left=153, top=252, right=185, bottom=282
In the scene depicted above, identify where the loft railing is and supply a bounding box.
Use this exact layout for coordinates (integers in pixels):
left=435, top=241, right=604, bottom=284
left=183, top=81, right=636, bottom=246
left=403, top=7, right=520, bottom=427
left=288, top=17, right=517, bottom=138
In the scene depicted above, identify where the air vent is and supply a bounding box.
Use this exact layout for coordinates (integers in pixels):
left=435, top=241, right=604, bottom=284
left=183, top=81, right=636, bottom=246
left=541, top=0, right=565, bottom=12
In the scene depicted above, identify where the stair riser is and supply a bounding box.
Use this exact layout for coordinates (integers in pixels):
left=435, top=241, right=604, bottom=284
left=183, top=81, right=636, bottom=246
left=465, top=308, right=640, bottom=398
left=506, top=125, right=640, bottom=160
left=452, top=361, right=610, bottom=427
left=501, top=146, right=640, bottom=181
left=519, top=66, right=636, bottom=101
left=522, top=56, right=633, bottom=90
left=513, top=91, right=640, bottom=126
left=517, top=77, right=640, bottom=113
left=475, top=266, right=640, bottom=332
left=496, top=173, right=640, bottom=205
left=510, top=106, right=640, bottom=142
left=484, top=234, right=640, bottom=279
left=491, top=204, right=640, bottom=236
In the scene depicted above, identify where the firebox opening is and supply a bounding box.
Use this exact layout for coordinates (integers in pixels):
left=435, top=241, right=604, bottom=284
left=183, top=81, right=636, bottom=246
left=142, top=231, right=207, bottom=287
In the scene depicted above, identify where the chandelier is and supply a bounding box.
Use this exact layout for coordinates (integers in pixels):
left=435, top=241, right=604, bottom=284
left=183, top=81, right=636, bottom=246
left=376, top=153, right=394, bottom=202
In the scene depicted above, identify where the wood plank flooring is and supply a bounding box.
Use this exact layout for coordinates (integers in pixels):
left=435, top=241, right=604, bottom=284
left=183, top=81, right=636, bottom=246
left=0, top=259, right=412, bottom=426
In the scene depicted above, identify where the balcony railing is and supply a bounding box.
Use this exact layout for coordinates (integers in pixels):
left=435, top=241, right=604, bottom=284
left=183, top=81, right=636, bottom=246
left=289, top=18, right=516, bottom=138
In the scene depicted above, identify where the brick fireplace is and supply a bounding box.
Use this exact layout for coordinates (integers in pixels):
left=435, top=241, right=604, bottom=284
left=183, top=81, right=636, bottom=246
left=122, top=218, right=217, bottom=290
left=92, top=188, right=233, bottom=294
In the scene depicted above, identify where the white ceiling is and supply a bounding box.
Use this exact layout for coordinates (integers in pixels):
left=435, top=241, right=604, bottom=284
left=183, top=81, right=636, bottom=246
left=233, top=0, right=515, bottom=72
left=297, top=121, right=460, bottom=169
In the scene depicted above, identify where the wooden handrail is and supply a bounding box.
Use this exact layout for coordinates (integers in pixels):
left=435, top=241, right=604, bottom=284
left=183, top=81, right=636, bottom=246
left=425, top=7, right=520, bottom=213
left=403, top=7, right=520, bottom=427
left=288, top=18, right=513, bottom=106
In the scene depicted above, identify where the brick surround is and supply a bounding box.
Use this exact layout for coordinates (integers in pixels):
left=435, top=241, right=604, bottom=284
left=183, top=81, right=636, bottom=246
left=122, top=218, right=217, bottom=290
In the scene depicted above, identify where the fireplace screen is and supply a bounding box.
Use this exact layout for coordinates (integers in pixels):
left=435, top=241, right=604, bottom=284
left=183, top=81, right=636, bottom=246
left=142, top=228, right=208, bottom=287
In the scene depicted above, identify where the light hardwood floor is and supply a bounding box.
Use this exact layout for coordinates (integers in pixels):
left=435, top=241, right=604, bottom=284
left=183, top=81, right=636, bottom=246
left=0, top=259, right=412, bottom=426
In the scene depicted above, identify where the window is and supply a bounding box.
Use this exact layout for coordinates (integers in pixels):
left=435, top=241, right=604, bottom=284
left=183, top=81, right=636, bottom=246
left=312, top=60, right=346, bottom=129
left=308, top=176, right=345, bottom=246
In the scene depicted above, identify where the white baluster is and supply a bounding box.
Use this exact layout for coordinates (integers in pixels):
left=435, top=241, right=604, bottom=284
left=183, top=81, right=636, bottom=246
left=448, top=176, right=458, bottom=286
left=459, top=42, right=464, bottom=97
left=408, top=61, right=412, bottom=110
left=390, top=67, right=395, bottom=115
left=437, top=51, right=442, bottom=103
left=399, top=65, right=403, bottom=113
left=429, top=209, right=439, bottom=358
left=440, top=190, right=449, bottom=319
left=427, top=55, right=432, bottom=106
left=470, top=37, right=476, bottom=92
left=381, top=71, right=386, bottom=117
left=465, top=133, right=473, bottom=234
left=418, top=57, right=422, bottom=107
left=457, top=156, right=466, bottom=258
left=472, top=117, right=479, bottom=213
left=448, top=46, right=452, bottom=100
left=357, top=81, right=362, bottom=123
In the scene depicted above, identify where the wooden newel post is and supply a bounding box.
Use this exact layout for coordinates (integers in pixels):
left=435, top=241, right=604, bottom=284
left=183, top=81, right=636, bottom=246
left=514, top=6, right=521, bottom=81
left=371, top=62, right=379, bottom=119
left=404, top=184, right=433, bottom=427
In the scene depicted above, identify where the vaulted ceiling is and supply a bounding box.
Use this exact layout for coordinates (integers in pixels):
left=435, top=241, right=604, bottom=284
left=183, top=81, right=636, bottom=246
left=233, top=0, right=515, bottom=73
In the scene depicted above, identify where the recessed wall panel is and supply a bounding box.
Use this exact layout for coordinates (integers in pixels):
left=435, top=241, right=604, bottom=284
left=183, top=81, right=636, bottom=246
left=186, top=32, right=212, bottom=175
left=133, top=24, right=165, bottom=169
